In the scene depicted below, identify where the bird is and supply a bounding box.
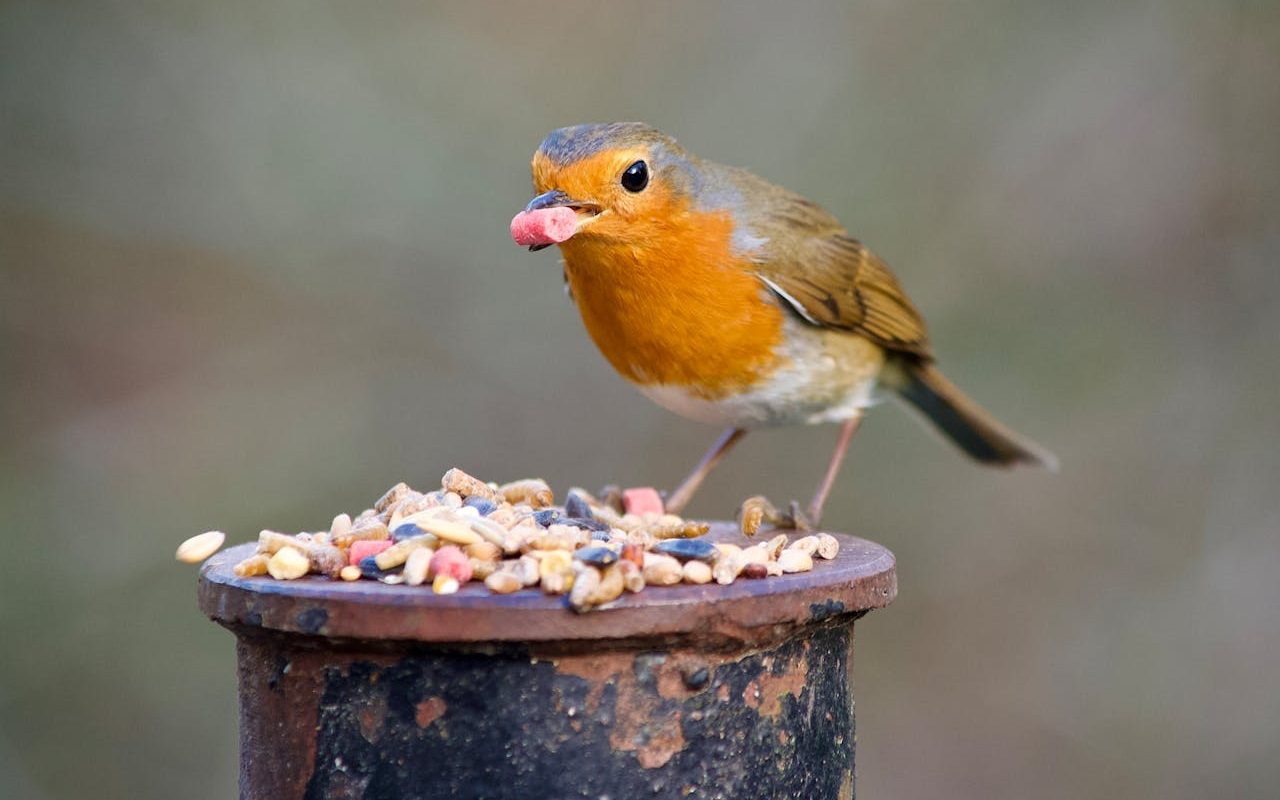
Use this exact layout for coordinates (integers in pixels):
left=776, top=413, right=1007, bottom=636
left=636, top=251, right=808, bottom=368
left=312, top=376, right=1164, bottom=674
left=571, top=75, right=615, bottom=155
left=510, top=122, right=1055, bottom=528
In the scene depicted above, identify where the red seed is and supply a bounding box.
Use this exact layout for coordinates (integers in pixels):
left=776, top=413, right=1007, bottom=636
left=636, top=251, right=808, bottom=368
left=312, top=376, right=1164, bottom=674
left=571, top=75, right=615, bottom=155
left=621, top=543, right=645, bottom=568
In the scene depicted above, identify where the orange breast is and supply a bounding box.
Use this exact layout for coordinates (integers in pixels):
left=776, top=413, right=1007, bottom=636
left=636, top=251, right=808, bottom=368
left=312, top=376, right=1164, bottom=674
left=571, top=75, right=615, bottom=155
left=560, top=208, right=785, bottom=399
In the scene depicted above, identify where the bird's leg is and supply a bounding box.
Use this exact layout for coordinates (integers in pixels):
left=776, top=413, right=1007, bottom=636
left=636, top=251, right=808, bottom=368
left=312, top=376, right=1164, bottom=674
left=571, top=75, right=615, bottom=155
left=805, top=415, right=863, bottom=527
left=664, top=427, right=747, bottom=515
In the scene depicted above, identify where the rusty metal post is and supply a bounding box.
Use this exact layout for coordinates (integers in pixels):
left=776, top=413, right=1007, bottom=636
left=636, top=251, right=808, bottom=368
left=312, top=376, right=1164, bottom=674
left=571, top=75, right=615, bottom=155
left=199, top=524, right=895, bottom=800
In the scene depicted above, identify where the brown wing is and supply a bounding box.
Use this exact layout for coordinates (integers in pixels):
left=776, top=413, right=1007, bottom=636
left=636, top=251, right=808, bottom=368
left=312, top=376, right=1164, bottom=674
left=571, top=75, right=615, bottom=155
left=756, top=232, right=933, bottom=359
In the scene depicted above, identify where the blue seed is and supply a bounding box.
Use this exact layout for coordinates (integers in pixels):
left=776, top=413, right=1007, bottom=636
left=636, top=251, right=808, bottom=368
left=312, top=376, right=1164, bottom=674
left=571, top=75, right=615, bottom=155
left=573, top=546, right=618, bottom=567
left=654, top=538, right=720, bottom=563
left=564, top=492, right=594, bottom=521
left=463, top=497, right=497, bottom=516
left=533, top=509, right=560, bottom=527
left=562, top=516, right=608, bottom=532
left=392, top=523, right=422, bottom=542
left=358, top=552, right=386, bottom=576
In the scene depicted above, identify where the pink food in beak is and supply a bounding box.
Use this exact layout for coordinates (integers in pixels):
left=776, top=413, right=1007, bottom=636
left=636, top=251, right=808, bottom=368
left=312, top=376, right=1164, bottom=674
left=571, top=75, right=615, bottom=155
left=510, top=207, right=578, bottom=247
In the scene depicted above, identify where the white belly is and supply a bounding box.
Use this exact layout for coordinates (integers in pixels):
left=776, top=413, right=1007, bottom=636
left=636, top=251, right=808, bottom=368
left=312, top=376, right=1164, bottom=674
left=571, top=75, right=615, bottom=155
left=636, top=318, right=887, bottom=428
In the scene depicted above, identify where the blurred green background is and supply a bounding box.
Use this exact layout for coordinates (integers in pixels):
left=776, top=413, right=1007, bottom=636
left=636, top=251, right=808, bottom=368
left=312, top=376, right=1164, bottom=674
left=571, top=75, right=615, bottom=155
left=2, top=2, right=1278, bottom=798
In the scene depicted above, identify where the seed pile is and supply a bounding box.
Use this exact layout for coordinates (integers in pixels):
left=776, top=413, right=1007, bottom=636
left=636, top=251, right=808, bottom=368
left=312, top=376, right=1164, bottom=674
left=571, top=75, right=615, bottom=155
left=176, top=468, right=840, bottom=613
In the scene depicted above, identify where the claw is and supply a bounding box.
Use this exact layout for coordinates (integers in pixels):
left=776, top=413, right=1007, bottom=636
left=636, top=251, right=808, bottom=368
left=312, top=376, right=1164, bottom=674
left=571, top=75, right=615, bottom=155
left=737, top=496, right=813, bottom=535
left=780, top=500, right=813, bottom=532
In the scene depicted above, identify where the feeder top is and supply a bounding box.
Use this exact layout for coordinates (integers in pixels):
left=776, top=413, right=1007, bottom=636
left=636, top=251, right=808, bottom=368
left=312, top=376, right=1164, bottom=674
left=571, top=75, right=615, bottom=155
left=199, top=524, right=896, bottom=647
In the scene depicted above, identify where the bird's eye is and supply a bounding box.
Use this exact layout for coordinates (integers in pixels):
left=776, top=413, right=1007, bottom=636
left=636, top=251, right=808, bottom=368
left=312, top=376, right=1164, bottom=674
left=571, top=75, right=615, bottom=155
left=621, top=160, right=649, bottom=193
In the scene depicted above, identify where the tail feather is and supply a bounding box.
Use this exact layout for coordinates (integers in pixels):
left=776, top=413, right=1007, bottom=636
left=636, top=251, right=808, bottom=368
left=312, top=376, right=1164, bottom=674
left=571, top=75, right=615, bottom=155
left=889, top=361, right=1058, bottom=470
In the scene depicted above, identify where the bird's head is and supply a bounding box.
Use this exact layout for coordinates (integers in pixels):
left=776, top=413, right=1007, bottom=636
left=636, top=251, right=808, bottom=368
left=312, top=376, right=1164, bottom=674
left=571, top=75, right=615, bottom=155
left=512, top=122, right=698, bottom=252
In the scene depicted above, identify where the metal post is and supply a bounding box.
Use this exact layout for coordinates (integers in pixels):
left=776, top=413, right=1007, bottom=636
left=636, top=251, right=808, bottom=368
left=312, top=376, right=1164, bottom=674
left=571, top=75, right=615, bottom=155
left=199, top=524, right=896, bottom=800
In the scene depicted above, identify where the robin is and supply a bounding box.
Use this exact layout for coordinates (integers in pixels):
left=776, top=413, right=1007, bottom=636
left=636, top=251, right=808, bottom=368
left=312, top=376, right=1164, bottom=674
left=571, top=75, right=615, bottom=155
left=511, top=122, right=1055, bottom=527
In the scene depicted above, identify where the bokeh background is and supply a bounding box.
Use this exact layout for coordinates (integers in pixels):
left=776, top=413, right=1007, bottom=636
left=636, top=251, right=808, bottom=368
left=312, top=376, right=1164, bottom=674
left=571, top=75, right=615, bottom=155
left=3, top=2, right=1278, bottom=798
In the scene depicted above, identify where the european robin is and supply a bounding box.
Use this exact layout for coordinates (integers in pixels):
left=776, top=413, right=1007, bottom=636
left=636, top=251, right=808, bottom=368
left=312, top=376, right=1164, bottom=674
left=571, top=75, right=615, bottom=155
left=511, top=122, right=1055, bottom=527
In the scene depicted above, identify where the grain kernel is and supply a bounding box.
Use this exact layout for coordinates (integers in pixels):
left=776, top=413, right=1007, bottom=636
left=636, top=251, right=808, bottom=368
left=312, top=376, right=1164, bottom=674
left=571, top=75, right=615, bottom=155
left=469, top=518, right=513, bottom=552
left=403, top=547, right=432, bottom=586
left=618, top=559, right=645, bottom=592
left=513, top=555, right=541, bottom=587
left=777, top=550, right=814, bottom=573
left=257, top=530, right=301, bottom=554
left=176, top=531, right=225, bottom=564
left=713, top=552, right=746, bottom=585
left=499, top=478, right=554, bottom=508
left=339, top=565, right=361, bottom=581
left=333, top=520, right=390, bottom=549
left=442, top=468, right=497, bottom=501
left=587, top=564, right=624, bottom=606
left=374, top=535, right=436, bottom=570
left=414, top=518, right=481, bottom=545
left=714, top=543, right=742, bottom=559
left=469, top=558, right=498, bottom=580
left=485, top=571, right=522, bottom=594
left=432, top=574, right=460, bottom=594
left=375, top=482, right=412, bottom=513
left=742, top=562, right=768, bottom=579
left=538, top=549, right=573, bottom=578
left=740, top=545, right=770, bottom=566
left=465, top=540, right=501, bottom=562
left=642, top=553, right=683, bottom=586
left=306, top=543, right=345, bottom=578
left=645, top=520, right=710, bottom=540
left=682, top=560, right=713, bottom=585
left=787, top=535, right=819, bottom=555
left=267, top=546, right=310, bottom=580
left=568, top=565, right=602, bottom=612
left=765, top=534, right=789, bottom=560
left=329, top=513, right=352, bottom=540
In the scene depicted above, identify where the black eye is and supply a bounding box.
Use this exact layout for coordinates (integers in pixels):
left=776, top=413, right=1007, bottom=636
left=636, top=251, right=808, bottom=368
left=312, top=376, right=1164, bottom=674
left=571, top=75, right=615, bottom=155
left=621, top=160, right=649, bottom=192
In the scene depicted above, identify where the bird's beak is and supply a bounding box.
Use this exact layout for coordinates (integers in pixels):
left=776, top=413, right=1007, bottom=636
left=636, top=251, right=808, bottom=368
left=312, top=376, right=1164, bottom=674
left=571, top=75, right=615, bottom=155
left=519, top=190, right=602, bottom=251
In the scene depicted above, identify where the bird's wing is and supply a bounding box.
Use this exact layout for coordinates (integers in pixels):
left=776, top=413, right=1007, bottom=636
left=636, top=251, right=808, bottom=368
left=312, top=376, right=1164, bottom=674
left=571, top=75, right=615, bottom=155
left=708, top=162, right=932, bottom=357
left=756, top=234, right=931, bottom=358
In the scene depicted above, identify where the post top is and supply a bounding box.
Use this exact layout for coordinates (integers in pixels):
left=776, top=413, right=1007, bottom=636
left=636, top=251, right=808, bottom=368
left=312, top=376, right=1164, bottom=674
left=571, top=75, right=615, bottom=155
left=199, top=524, right=896, bottom=647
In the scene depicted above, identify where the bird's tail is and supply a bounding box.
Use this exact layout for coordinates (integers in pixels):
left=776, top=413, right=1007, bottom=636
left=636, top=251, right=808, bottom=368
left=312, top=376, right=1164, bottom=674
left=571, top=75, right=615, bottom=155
left=885, top=360, right=1058, bottom=470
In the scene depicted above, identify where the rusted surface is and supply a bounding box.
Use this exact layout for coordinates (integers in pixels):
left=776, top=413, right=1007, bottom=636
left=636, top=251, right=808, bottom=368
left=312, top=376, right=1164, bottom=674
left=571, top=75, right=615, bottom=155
left=234, top=623, right=857, bottom=800
left=205, top=524, right=895, bottom=799
left=200, top=524, right=895, bottom=648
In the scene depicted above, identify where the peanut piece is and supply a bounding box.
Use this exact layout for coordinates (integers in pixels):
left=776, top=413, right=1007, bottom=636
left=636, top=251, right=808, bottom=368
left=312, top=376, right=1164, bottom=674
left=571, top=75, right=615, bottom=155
left=176, top=531, right=225, bottom=564
left=267, top=546, right=310, bottom=580
left=682, top=560, right=713, bottom=584
left=233, top=553, right=270, bottom=578
left=778, top=550, right=814, bottom=573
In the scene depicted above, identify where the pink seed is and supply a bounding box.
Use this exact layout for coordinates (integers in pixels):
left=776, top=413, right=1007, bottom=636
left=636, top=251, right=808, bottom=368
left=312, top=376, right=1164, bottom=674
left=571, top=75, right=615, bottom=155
left=510, top=207, right=578, bottom=247
left=348, top=539, right=392, bottom=566
left=622, top=487, right=664, bottom=517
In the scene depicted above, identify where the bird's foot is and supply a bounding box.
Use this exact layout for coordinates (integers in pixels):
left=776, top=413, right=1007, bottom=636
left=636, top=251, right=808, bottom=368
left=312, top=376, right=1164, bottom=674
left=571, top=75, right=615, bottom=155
left=737, top=496, right=812, bottom=536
